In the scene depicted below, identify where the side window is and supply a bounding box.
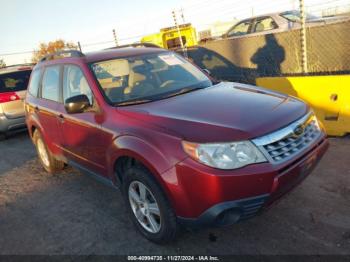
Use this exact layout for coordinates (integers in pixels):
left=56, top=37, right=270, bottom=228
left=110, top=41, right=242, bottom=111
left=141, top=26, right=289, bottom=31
left=253, top=17, right=278, bottom=33
left=63, top=65, right=93, bottom=105
left=227, top=20, right=252, bottom=37
left=28, top=69, right=41, bottom=97
left=42, top=66, right=61, bottom=102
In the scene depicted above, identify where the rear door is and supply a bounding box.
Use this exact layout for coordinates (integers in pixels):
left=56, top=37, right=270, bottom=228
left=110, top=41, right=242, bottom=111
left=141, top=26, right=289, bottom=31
left=35, top=65, right=62, bottom=151
left=0, top=70, right=31, bottom=119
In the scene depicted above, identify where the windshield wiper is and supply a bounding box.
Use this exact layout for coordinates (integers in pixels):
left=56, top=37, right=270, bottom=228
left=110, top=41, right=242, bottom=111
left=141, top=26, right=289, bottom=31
left=115, top=83, right=212, bottom=106
left=116, top=99, right=152, bottom=106
left=162, top=86, right=205, bottom=99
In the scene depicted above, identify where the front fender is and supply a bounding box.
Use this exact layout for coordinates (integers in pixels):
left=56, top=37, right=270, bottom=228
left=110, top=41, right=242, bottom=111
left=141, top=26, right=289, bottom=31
left=106, top=134, right=185, bottom=204
left=108, top=135, right=173, bottom=176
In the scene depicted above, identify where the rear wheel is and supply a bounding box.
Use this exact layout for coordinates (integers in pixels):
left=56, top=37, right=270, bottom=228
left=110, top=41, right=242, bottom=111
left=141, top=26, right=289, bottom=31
left=122, top=165, right=177, bottom=244
left=33, top=130, right=64, bottom=174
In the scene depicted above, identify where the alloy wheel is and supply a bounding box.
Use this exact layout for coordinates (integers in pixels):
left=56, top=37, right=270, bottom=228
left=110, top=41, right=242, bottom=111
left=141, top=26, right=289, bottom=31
left=128, top=181, right=161, bottom=233
left=37, top=138, right=50, bottom=167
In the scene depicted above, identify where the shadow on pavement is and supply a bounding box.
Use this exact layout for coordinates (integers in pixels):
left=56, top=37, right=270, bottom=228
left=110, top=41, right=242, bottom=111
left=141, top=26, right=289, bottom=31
left=0, top=130, right=37, bottom=175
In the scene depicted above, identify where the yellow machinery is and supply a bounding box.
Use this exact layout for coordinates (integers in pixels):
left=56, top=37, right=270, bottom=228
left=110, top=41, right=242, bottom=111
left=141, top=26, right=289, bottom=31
left=256, top=75, right=350, bottom=137
left=141, top=23, right=198, bottom=50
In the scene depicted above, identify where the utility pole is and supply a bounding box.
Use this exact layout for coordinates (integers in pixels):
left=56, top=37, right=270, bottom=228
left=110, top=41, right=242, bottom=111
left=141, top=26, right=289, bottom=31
left=113, top=29, right=118, bottom=47
left=180, top=8, right=186, bottom=23
left=172, top=10, right=187, bottom=58
left=299, top=0, right=308, bottom=74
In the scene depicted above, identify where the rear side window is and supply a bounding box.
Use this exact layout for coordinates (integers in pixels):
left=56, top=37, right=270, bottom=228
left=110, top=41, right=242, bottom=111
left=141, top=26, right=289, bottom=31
left=0, top=70, right=31, bottom=93
left=28, top=70, right=41, bottom=97
left=42, top=66, right=61, bottom=102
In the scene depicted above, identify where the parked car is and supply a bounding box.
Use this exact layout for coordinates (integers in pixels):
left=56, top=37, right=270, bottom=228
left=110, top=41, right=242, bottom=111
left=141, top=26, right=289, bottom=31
left=0, top=64, right=33, bottom=139
left=222, top=10, right=350, bottom=39
left=25, top=48, right=328, bottom=243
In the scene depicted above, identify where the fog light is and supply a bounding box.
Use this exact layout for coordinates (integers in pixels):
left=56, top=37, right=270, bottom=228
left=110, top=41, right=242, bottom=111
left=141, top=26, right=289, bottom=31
left=215, top=208, right=241, bottom=226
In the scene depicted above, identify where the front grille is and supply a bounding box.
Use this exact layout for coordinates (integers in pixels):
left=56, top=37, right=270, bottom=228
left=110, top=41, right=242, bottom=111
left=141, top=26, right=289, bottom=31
left=253, top=113, right=323, bottom=164
left=264, top=120, right=321, bottom=163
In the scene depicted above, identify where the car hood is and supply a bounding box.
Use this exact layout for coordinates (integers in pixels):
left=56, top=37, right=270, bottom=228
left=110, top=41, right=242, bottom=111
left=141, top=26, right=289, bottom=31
left=118, top=82, right=308, bottom=143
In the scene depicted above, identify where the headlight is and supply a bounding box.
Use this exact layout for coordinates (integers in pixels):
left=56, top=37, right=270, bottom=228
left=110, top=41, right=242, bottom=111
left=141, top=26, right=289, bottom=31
left=182, top=140, right=267, bottom=170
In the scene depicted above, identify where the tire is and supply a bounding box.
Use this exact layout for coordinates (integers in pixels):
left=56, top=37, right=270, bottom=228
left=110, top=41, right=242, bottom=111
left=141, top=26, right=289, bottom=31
left=122, top=165, right=177, bottom=244
left=33, top=130, right=64, bottom=174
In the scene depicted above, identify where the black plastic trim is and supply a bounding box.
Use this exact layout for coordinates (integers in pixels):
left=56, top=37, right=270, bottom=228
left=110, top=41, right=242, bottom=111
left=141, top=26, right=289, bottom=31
left=177, top=194, right=270, bottom=228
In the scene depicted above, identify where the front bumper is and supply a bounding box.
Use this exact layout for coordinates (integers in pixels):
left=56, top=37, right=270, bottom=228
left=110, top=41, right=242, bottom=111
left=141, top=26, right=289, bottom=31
left=169, top=137, right=329, bottom=227
left=0, top=115, right=26, bottom=133
left=178, top=194, right=270, bottom=227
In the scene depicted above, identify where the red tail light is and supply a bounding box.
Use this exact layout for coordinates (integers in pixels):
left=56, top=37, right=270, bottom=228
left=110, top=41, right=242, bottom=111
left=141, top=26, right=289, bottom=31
left=0, top=92, right=20, bottom=104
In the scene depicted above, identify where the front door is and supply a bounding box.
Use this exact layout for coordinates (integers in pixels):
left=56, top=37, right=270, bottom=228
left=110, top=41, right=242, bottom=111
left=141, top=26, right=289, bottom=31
left=57, top=64, right=108, bottom=176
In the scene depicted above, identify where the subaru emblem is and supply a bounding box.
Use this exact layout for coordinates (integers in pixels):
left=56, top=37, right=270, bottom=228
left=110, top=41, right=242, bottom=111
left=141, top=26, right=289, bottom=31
left=293, top=125, right=304, bottom=137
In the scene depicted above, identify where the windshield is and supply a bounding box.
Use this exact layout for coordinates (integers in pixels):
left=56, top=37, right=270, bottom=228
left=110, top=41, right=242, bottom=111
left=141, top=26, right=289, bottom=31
left=91, top=52, right=212, bottom=105
left=280, top=10, right=319, bottom=22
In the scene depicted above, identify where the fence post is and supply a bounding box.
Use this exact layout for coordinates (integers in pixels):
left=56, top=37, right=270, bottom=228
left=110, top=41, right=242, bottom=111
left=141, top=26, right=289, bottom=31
left=77, top=42, right=82, bottom=52
left=113, top=29, right=119, bottom=47
left=172, top=10, right=187, bottom=58
left=299, top=0, right=308, bottom=74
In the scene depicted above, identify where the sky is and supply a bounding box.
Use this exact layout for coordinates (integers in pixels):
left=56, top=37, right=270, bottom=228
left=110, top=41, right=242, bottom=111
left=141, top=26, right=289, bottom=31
left=1, top=0, right=349, bottom=65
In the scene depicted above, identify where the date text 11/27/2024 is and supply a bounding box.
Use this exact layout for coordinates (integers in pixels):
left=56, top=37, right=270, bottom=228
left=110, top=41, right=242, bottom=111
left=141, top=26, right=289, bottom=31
left=127, top=256, right=220, bottom=261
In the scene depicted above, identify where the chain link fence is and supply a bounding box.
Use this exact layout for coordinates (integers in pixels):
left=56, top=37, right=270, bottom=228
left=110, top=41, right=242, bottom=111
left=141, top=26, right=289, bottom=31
left=180, top=0, right=350, bottom=84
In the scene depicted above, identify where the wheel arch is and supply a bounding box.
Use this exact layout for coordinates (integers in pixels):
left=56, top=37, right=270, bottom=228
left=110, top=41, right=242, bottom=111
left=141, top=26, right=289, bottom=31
left=27, top=115, right=58, bottom=155
left=107, top=135, right=177, bottom=204
left=27, top=115, right=44, bottom=140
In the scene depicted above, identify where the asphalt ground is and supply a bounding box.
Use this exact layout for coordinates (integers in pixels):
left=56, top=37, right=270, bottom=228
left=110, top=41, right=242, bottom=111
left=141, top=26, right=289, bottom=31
left=0, top=132, right=349, bottom=255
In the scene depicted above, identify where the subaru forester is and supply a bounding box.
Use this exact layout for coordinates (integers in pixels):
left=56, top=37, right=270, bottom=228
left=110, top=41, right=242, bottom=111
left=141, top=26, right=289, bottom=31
left=25, top=47, right=328, bottom=243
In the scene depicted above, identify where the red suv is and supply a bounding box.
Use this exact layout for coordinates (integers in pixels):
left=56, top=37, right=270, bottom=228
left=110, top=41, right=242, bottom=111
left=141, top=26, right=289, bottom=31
left=25, top=47, right=328, bottom=243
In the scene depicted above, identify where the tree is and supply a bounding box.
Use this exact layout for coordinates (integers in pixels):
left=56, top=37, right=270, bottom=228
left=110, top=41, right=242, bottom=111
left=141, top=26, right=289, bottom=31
left=32, top=39, right=78, bottom=63
left=0, top=58, right=6, bottom=68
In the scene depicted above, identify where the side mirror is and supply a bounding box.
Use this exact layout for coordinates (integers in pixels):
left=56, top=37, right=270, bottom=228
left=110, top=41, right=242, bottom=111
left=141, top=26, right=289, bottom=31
left=64, top=95, right=91, bottom=114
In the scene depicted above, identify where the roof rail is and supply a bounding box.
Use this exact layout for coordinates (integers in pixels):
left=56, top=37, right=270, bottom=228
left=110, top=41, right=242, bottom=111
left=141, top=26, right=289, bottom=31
left=39, top=50, right=85, bottom=63
left=105, top=43, right=162, bottom=50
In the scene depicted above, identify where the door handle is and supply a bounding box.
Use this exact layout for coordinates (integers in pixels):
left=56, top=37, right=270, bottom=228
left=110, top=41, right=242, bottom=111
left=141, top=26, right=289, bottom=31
left=57, top=114, right=65, bottom=123
left=34, top=106, right=40, bottom=112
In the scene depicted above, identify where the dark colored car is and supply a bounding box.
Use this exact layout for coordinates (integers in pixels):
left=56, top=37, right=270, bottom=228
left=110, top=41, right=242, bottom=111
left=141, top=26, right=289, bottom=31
left=25, top=48, right=328, bottom=243
left=0, top=64, right=33, bottom=139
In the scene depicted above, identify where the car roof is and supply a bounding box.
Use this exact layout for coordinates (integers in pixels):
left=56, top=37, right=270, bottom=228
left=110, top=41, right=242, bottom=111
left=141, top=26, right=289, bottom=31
left=240, top=10, right=294, bottom=21
left=85, top=47, right=168, bottom=63
left=0, top=64, right=34, bottom=75
left=34, top=47, right=169, bottom=69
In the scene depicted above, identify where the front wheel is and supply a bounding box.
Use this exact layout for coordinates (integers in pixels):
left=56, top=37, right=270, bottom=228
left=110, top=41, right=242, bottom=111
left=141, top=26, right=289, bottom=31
left=122, top=166, right=177, bottom=244
left=33, top=130, right=64, bottom=174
